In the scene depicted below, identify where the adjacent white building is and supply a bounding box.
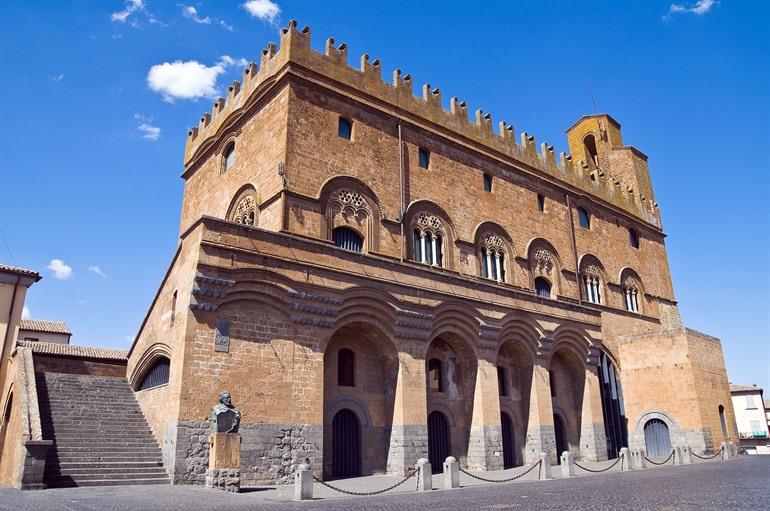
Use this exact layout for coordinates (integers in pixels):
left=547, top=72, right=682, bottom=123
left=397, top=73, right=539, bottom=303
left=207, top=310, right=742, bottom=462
left=16, top=319, right=71, bottom=344
left=730, top=384, right=770, bottom=454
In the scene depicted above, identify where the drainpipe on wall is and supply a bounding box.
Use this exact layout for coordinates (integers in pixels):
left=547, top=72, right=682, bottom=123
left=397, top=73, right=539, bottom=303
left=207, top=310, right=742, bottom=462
left=566, top=195, right=582, bottom=306
left=398, top=123, right=405, bottom=263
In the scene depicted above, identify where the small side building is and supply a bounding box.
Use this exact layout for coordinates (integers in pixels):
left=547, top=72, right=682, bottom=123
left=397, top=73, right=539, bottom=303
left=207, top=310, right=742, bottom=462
left=730, top=384, right=770, bottom=454
left=17, top=320, right=71, bottom=345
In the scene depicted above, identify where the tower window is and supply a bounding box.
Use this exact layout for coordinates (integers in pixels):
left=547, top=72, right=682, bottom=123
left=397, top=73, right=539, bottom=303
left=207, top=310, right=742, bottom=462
left=338, top=117, right=352, bottom=140
left=583, top=133, right=599, bottom=167
left=578, top=207, right=591, bottom=229
left=537, top=193, right=545, bottom=212
left=534, top=277, right=552, bottom=298
left=332, top=227, right=363, bottom=253
left=418, top=148, right=430, bottom=169
left=428, top=358, right=443, bottom=392
left=624, top=285, right=639, bottom=312
left=223, top=142, right=236, bottom=172
left=583, top=274, right=602, bottom=304
left=629, top=228, right=640, bottom=249
left=337, top=348, right=355, bottom=387
left=483, top=173, right=493, bottom=192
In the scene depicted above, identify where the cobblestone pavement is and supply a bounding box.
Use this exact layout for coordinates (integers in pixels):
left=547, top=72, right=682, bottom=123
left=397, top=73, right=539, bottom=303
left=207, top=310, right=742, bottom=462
left=1, top=456, right=767, bottom=511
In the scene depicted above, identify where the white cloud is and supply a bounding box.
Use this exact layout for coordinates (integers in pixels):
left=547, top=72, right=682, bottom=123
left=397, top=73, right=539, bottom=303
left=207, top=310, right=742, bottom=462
left=182, top=5, right=210, bottom=24
left=147, top=56, right=247, bottom=102
left=111, top=0, right=145, bottom=23
left=77, top=298, right=88, bottom=305
left=47, top=259, right=73, bottom=280
left=52, top=73, right=64, bottom=82
left=22, top=306, right=31, bottom=320
left=88, top=265, right=107, bottom=277
left=664, top=0, right=716, bottom=19
left=242, top=0, right=280, bottom=23
left=138, top=123, right=161, bottom=140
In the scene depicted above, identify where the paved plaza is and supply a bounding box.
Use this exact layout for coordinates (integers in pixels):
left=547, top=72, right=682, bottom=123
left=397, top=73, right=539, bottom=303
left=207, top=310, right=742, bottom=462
left=0, top=456, right=767, bottom=511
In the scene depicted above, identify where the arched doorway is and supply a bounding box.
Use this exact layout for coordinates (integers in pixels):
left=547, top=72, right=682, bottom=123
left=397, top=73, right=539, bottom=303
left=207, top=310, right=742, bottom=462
left=332, top=409, right=361, bottom=478
left=427, top=410, right=450, bottom=473
left=598, top=352, right=628, bottom=459
left=644, top=419, right=672, bottom=458
left=554, top=413, right=567, bottom=464
left=500, top=412, right=515, bottom=469
left=322, top=322, right=398, bottom=478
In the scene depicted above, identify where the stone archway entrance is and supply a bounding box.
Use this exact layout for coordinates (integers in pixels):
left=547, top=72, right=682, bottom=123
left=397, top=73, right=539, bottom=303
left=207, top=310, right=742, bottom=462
left=427, top=410, right=450, bottom=473
left=331, top=409, right=361, bottom=478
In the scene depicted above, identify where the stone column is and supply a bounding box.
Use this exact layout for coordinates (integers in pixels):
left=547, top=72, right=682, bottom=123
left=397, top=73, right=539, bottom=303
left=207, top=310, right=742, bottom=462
left=387, top=352, right=429, bottom=475
left=579, top=365, right=607, bottom=461
left=524, top=357, right=556, bottom=464
left=467, top=358, right=503, bottom=471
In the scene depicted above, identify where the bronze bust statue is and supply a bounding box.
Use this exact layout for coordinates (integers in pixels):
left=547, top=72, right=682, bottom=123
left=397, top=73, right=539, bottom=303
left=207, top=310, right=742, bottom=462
left=210, top=391, right=241, bottom=433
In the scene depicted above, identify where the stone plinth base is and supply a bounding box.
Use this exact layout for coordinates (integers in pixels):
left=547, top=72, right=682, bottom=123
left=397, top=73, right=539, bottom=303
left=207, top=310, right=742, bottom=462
left=205, top=468, right=241, bottom=492
left=209, top=433, right=241, bottom=469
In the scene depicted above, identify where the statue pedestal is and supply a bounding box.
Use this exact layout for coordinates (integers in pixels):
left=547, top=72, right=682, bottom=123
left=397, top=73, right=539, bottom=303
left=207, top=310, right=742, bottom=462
left=205, top=433, right=241, bottom=492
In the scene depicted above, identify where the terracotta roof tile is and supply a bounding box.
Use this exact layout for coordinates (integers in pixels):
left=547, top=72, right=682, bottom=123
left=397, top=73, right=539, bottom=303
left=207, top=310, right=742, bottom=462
left=17, top=341, right=127, bottom=361
left=730, top=383, right=763, bottom=393
left=0, top=263, right=41, bottom=279
left=18, top=319, right=72, bottom=335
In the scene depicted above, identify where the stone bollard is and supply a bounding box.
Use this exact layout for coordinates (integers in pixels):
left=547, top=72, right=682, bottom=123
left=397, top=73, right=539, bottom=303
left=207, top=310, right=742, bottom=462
left=443, top=456, right=459, bottom=489
left=681, top=446, right=693, bottom=465
left=728, top=442, right=737, bottom=459
left=631, top=449, right=647, bottom=469
left=673, top=446, right=684, bottom=466
left=416, top=458, right=432, bottom=492
left=620, top=448, right=632, bottom=471
left=539, top=452, right=551, bottom=480
left=294, top=462, right=313, bottom=501
left=560, top=451, right=574, bottom=478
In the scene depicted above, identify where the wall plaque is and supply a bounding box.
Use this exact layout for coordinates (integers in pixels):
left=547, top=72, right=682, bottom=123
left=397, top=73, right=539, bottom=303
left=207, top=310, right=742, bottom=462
left=214, top=319, right=230, bottom=353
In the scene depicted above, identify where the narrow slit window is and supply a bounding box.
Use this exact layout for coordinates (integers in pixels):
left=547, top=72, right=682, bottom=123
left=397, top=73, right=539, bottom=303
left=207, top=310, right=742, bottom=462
left=578, top=207, right=591, bottom=229
left=497, top=366, right=508, bottom=397
left=338, top=117, right=352, bottom=140
left=629, top=228, right=640, bottom=249
left=483, top=173, right=493, bottom=192
left=537, top=193, right=545, bottom=212
left=428, top=358, right=443, bottom=392
left=223, top=142, right=236, bottom=172
left=418, top=148, right=430, bottom=169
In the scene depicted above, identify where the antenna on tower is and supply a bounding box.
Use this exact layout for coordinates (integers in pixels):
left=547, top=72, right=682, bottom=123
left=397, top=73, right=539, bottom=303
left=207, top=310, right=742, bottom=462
left=588, top=79, right=598, bottom=113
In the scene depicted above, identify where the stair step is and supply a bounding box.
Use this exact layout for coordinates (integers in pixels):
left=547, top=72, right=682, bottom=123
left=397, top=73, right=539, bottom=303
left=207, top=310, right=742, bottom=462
left=46, top=477, right=170, bottom=488
left=56, top=461, right=163, bottom=469
left=54, top=455, right=164, bottom=463
left=46, top=466, right=168, bottom=476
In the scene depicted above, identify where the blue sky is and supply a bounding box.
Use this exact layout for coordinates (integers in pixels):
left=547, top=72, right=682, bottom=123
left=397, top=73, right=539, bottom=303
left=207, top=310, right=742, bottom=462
left=1, top=1, right=768, bottom=389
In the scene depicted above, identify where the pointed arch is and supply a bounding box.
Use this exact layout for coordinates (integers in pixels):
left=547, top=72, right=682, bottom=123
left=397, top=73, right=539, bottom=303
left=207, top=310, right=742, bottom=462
left=404, top=200, right=457, bottom=269
left=618, top=267, right=645, bottom=313
left=226, top=183, right=260, bottom=226
left=526, top=237, right=563, bottom=297
left=319, top=175, right=383, bottom=253
left=473, top=221, right=514, bottom=283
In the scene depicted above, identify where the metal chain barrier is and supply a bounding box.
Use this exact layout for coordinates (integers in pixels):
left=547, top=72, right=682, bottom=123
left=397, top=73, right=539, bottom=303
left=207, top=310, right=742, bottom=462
left=458, top=460, right=542, bottom=483
left=644, top=449, right=675, bottom=466
left=574, top=454, right=623, bottom=473
left=693, top=447, right=723, bottom=461
left=312, top=469, right=416, bottom=496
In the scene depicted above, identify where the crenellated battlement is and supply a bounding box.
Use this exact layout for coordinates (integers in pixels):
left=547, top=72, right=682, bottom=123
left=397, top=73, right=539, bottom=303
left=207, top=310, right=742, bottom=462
left=184, top=20, right=661, bottom=228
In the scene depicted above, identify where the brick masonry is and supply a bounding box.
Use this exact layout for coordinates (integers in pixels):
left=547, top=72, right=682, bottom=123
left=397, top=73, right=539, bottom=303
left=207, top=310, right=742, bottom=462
left=118, top=20, right=738, bottom=486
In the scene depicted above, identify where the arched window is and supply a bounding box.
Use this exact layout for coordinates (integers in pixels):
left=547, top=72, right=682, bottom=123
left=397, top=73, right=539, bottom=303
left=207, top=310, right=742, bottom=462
left=428, top=358, right=443, bottom=392
left=497, top=366, right=508, bottom=397
left=418, top=148, right=430, bottom=169
left=338, top=117, right=352, bottom=140
left=332, top=227, right=363, bottom=253
left=480, top=234, right=506, bottom=283
left=411, top=213, right=446, bottom=268
left=718, top=405, right=728, bottom=439
left=223, top=142, right=236, bottom=172
left=577, top=207, right=591, bottom=229
left=583, top=134, right=599, bottom=167
left=230, top=192, right=258, bottom=226
left=337, top=348, right=355, bottom=387
left=622, top=271, right=642, bottom=313
left=534, top=277, right=552, bottom=298
left=583, top=273, right=602, bottom=304
left=138, top=357, right=170, bottom=391
left=629, top=228, right=640, bottom=249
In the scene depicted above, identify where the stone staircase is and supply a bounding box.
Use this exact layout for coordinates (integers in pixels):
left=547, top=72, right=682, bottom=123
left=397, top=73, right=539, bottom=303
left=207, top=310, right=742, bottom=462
left=37, top=372, right=169, bottom=487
